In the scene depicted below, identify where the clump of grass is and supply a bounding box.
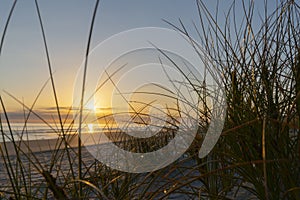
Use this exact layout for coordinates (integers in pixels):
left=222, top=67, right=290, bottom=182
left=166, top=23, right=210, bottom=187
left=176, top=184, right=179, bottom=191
left=163, top=0, right=300, bottom=199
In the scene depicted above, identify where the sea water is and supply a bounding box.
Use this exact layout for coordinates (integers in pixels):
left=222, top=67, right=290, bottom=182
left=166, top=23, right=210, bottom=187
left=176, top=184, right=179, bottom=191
left=0, top=122, right=163, bottom=142
left=0, top=122, right=119, bottom=142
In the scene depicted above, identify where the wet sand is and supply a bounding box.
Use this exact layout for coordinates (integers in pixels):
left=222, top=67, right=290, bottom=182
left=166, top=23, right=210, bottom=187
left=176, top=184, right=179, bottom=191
left=0, top=134, right=79, bottom=156
left=0, top=132, right=122, bottom=156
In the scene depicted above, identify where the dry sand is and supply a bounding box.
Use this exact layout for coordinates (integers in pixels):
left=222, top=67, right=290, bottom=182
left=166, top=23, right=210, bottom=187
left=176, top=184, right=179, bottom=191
left=0, top=133, right=255, bottom=199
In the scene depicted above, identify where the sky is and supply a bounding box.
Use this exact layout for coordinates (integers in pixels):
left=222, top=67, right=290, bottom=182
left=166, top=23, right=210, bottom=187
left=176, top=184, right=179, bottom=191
left=0, top=0, right=277, bottom=122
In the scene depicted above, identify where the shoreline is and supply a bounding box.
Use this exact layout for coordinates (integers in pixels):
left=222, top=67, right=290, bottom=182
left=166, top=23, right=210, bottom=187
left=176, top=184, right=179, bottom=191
left=0, top=134, right=79, bottom=156
left=0, top=131, right=126, bottom=156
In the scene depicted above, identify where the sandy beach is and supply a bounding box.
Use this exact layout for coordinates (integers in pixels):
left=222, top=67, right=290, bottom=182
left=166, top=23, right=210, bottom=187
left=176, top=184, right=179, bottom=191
left=0, top=131, right=125, bottom=156
left=0, top=133, right=256, bottom=200
left=0, top=135, right=98, bottom=196
left=0, top=134, right=78, bottom=156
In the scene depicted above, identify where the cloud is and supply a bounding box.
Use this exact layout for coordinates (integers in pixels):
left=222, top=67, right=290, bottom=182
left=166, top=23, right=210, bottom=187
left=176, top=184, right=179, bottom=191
left=1, top=109, right=72, bottom=124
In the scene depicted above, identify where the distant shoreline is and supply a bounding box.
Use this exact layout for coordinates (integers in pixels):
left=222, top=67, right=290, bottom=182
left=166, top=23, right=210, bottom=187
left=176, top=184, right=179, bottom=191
left=0, top=134, right=79, bottom=156
left=0, top=131, right=133, bottom=156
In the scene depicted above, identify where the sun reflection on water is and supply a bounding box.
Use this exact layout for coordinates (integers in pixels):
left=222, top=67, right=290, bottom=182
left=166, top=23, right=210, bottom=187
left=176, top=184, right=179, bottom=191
left=87, top=123, right=94, bottom=133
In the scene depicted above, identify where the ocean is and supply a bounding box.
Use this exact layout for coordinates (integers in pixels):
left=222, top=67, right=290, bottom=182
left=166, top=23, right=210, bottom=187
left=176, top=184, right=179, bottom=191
left=0, top=122, right=169, bottom=142
left=0, top=122, right=113, bottom=142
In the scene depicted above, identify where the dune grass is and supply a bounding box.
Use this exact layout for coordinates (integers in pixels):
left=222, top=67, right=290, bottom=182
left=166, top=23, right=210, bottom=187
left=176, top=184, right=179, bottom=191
left=0, top=0, right=299, bottom=199
left=169, top=0, right=300, bottom=199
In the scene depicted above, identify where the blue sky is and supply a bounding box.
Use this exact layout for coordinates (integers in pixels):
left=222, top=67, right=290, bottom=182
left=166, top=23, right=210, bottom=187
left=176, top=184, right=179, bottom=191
left=0, top=0, right=200, bottom=110
left=0, top=0, right=277, bottom=120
